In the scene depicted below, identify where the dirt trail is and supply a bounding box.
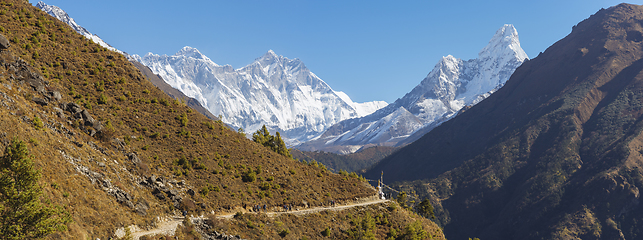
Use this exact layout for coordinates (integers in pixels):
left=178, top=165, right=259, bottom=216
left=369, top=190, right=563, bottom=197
left=123, top=197, right=389, bottom=239
left=217, top=198, right=388, bottom=219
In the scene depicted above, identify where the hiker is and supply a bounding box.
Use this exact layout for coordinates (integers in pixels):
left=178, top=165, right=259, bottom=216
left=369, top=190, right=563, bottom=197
left=263, top=204, right=267, bottom=212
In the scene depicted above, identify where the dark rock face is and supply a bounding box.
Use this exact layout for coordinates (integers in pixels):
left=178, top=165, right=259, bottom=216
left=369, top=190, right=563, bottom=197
left=32, top=97, right=48, bottom=106
left=366, top=3, right=643, bottom=240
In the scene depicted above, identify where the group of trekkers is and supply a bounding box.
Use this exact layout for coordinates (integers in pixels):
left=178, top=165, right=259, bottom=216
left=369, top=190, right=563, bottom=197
left=251, top=204, right=267, bottom=212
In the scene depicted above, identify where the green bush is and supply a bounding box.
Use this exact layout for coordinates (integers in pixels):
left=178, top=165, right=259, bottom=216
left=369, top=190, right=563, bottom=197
left=322, top=227, right=331, bottom=237
left=242, top=170, right=257, bottom=182
left=32, top=116, right=43, bottom=130
left=97, top=94, right=107, bottom=104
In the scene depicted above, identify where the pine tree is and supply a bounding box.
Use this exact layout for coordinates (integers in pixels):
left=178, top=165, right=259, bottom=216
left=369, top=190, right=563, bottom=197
left=0, top=139, right=71, bottom=239
left=252, top=125, right=292, bottom=159
left=416, top=199, right=435, bottom=219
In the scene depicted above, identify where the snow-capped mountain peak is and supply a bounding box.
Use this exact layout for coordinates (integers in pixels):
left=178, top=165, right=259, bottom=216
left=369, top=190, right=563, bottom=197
left=175, top=46, right=211, bottom=61
left=479, top=24, right=528, bottom=61
left=297, top=24, right=529, bottom=154
left=136, top=48, right=387, bottom=144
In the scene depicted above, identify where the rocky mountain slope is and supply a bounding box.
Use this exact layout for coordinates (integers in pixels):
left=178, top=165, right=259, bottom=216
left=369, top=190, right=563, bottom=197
left=35, top=1, right=219, bottom=122
left=0, top=1, right=442, bottom=239
left=365, top=3, right=643, bottom=239
left=134, top=49, right=387, bottom=145
left=298, top=24, right=528, bottom=154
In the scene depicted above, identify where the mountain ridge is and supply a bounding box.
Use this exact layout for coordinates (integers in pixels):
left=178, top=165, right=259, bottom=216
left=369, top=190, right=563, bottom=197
left=297, top=24, right=528, bottom=154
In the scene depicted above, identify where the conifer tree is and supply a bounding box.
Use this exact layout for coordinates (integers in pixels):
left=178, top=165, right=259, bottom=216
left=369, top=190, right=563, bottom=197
left=252, top=125, right=292, bottom=159
left=0, top=139, right=71, bottom=239
left=416, top=199, right=435, bottom=219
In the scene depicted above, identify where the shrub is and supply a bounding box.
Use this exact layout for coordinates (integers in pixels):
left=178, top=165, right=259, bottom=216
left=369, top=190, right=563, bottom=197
left=176, top=113, right=188, bottom=127
left=150, top=132, right=160, bottom=139
left=322, top=227, right=331, bottom=237
left=279, top=229, right=290, bottom=238
left=200, top=187, right=210, bottom=197
left=97, top=94, right=108, bottom=104
left=32, top=116, right=43, bottom=130
left=242, top=170, right=256, bottom=182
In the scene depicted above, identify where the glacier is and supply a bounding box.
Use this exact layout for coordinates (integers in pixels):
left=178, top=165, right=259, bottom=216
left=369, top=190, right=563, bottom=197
left=297, top=24, right=529, bottom=154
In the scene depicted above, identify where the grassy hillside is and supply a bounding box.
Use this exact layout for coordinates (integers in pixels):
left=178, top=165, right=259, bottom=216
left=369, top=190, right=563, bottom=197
left=366, top=3, right=643, bottom=239
left=0, top=0, right=444, bottom=239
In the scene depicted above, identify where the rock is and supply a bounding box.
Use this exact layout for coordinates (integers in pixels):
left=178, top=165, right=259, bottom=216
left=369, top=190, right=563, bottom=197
left=148, top=175, right=157, bottom=184
left=0, top=34, right=9, bottom=50
left=166, top=189, right=179, bottom=198
left=126, top=152, right=141, bottom=165
left=67, top=102, right=82, bottom=114
left=32, top=97, right=48, bottom=106
left=135, top=199, right=149, bottom=216
left=47, top=91, right=62, bottom=101
left=152, top=188, right=166, bottom=200
left=81, top=110, right=96, bottom=125
left=111, top=138, right=126, bottom=150
left=53, top=107, right=65, bottom=118
left=26, top=77, right=45, bottom=93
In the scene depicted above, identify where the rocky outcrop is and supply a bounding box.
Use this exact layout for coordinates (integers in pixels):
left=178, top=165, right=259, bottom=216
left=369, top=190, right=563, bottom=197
left=140, top=175, right=192, bottom=210
left=59, top=102, right=104, bottom=136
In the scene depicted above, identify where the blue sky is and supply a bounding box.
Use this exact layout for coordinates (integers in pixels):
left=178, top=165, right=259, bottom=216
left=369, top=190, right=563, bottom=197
left=31, top=0, right=628, bottom=103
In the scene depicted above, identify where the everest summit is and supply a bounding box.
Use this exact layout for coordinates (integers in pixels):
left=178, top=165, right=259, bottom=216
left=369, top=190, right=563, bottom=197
left=134, top=49, right=387, bottom=144
left=297, top=24, right=528, bottom=154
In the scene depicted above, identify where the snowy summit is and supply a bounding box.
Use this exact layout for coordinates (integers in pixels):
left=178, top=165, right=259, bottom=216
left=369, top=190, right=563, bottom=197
left=134, top=49, right=387, bottom=144
left=297, top=24, right=528, bottom=154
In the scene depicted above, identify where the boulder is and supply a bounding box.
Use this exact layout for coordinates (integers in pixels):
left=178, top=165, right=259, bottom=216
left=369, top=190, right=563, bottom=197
left=135, top=200, right=149, bottom=216
left=152, top=188, right=166, bottom=200
left=67, top=102, right=82, bottom=114
left=47, top=91, right=62, bottom=101
left=81, top=110, right=96, bottom=125
left=32, top=97, right=48, bottom=106
left=26, top=77, right=45, bottom=93
left=53, top=107, right=65, bottom=118
left=125, top=152, right=141, bottom=165
left=0, top=34, right=9, bottom=50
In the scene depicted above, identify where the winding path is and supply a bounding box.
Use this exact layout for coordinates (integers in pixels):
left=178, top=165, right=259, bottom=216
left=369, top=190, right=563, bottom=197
left=126, top=197, right=389, bottom=239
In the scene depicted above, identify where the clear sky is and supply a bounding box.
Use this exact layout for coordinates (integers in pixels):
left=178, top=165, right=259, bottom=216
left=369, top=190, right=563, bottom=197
left=31, top=0, right=628, bottom=103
